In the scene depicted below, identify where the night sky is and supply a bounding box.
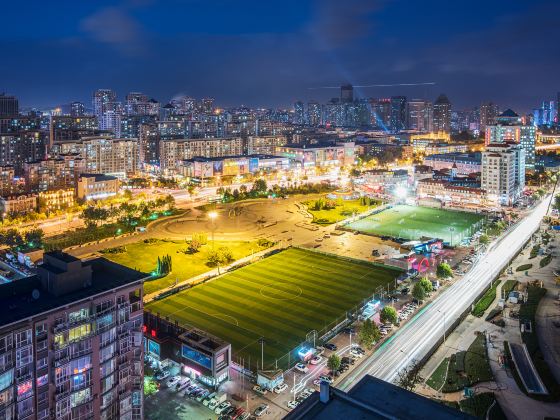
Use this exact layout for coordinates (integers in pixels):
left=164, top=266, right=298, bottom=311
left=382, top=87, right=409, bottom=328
left=1, top=0, right=558, bottom=111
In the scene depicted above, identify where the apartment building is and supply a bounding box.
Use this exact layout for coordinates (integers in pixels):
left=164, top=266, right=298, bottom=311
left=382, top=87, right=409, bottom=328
left=481, top=143, right=525, bottom=206
left=0, top=251, right=147, bottom=419
left=246, top=135, right=287, bottom=155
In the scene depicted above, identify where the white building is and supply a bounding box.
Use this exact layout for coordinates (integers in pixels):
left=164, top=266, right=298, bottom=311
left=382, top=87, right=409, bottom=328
left=481, top=143, right=525, bottom=206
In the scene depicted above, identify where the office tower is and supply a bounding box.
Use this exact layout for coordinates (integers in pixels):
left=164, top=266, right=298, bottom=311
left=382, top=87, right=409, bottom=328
left=0, top=251, right=145, bottom=420
left=0, top=94, right=19, bottom=118
left=407, top=99, right=433, bottom=132
left=341, top=84, right=353, bottom=103
left=533, top=100, right=557, bottom=127
left=370, top=98, right=391, bottom=131
left=307, top=101, right=322, bottom=127
left=324, top=99, right=345, bottom=127
left=70, top=102, right=85, bottom=117
left=479, top=102, right=499, bottom=133
left=293, top=101, right=304, bottom=125
left=557, top=92, right=560, bottom=126
left=390, top=96, right=407, bottom=133
left=92, top=89, right=117, bottom=119
left=485, top=109, right=536, bottom=168
left=482, top=143, right=525, bottom=205
left=100, top=111, right=122, bottom=138
left=432, top=94, right=451, bottom=133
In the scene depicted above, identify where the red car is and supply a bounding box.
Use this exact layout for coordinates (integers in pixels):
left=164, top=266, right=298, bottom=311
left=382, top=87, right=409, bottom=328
left=231, top=407, right=246, bottom=419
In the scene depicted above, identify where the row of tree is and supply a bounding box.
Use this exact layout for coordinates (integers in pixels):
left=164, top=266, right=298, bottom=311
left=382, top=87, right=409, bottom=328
left=81, top=195, right=175, bottom=228
left=155, top=254, right=172, bottom=276
left=0, top=228, right=44, bottom=250
left=217, top=180, right=335, bottom=203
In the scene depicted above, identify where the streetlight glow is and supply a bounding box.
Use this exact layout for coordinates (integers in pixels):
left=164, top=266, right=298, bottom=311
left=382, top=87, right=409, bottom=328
left=208, top=211, right=218, bottom=220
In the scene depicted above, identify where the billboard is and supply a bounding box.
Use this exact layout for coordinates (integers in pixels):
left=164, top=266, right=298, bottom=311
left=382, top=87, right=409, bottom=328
left=182, top=344, right=212, bottom=370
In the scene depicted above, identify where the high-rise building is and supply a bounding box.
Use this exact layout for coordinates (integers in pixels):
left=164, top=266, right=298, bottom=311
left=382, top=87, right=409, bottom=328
left=139, top=123, right=160, bottom=167
left=479, top=102, right=499, bottom=133
left=0, top=94, right=18, bottom=118
left=370, top=98, right=391, bottom=131
left=389, top=96, right=406, bottom=133
left=432, top=94, right=451, bottom=133
left=307, top=101, right=322, bottom=126
left=406, top=99, right=433, bottom=132
left=341, top=84, right=353, bottom=103
left=70, top=102, right=85, bottom=117
left=481, top=142, right=525, bottom=205
left=293, top=101, right=304, bottom=125
left=485, top=109, right=536, bottom=168
left=0, top=251, right=146, bottom=420
left=201, top=98, right=215, bottom=113
left=533, top=100, right=557, bottom=127
left=92, top=89, right=117, bottom=119
left=81, top=137, right=139, bottom=175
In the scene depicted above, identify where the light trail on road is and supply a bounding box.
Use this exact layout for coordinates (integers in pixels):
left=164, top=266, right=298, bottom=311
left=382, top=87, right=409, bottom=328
left=338, top=196, right=552, bottom=390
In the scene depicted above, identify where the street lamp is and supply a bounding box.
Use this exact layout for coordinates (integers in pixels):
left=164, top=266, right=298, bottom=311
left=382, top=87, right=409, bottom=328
left=208, top=211, right=218, bottom=250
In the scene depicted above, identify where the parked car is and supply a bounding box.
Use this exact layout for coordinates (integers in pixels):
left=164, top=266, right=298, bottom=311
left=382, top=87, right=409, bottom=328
left=287, top=400, right=299, bottom=409
left=295, top=363, right=309, bottom=373
left=215, top=401, right=232, bottom=415
left=273, top=383, right=288, bottom=393
left=238, top=413, right=251, bottom=420
left=324, top=343, right=338, bottom=351
left=252, top=385, right=267, bottom=395
left=196, top=390, right=209, bottom=402
left=202, top=392, right=216, bottom=406
left=165, top=376, right=181, bottom=388
left=319, top=375, right=333, bottom=384
left=310, top=356, right=323, bottom=365
left=155, top=370, right=170, bottom=381
left=231, top=407, right=246, bottom=420
left=254, top=403, right=269, bottom=417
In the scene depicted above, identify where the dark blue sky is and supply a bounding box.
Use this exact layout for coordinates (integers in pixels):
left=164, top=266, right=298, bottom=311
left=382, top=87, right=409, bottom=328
left=1, top=0, right=558, bottom=111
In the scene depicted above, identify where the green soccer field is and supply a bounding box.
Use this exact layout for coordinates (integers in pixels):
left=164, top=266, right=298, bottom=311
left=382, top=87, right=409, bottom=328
left=345, top=205, right=485, bottom=245
left=146, top=247, right=401, bottom=370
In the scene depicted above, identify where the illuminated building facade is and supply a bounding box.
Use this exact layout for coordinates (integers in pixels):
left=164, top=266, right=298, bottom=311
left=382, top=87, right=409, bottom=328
left=77, top=174, right=119, bottom=201
left=0, top=252, right=145, bottom=420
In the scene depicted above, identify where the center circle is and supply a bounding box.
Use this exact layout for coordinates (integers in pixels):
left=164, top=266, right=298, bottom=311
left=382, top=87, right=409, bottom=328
left=260, top=283, right=303, bottom=300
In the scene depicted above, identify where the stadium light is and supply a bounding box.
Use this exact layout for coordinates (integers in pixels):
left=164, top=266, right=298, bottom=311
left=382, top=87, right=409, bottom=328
left=395, top=186, right=407, bottom=199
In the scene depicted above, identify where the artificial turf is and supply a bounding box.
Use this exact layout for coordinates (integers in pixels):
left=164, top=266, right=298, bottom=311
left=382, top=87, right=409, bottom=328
left=146, top=247, right=401, bottom=370
left=345, top=204, right=485, bottom=245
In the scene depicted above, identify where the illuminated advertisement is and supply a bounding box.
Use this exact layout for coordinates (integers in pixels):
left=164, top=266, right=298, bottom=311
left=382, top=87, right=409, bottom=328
left=148, top=339, right=160, bottom=356
left=182, top=344, right=212, bottom=370
left=213, top=161, right=224, bottom=174
left=249, top=157, right=259, bottom=173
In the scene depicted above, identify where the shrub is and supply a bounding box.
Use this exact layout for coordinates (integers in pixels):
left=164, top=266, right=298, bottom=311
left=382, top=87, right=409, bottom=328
left=516, top=263, right=533, bottom=272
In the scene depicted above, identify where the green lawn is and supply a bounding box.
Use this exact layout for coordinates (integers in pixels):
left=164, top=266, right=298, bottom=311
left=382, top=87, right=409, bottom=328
left=472, top=280, right=501, bottom=317
left=442, top=334, right=493, bottom=392
left=146, top=247, right=402, bottom=370
left=104, top=239, right=266, bottom=295
left=345, top=205, right=485, bottom=245
left=304, top=198, right=380, bottom=224
left=427, top=357, right=450, bottom=391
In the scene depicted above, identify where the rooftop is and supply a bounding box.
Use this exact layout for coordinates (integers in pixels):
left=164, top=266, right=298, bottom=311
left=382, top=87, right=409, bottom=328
left=0, top=256, right=147, bottom=329
left=79, top=173, right=118, bottom=182
left=285, top=376, right=472, bottom=420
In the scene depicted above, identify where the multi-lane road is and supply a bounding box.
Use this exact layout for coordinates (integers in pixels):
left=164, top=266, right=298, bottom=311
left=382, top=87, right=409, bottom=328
left=338, top=195, right=552, bottom=390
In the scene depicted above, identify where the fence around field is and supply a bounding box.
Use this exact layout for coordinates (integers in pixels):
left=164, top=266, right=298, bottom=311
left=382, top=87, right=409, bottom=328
left=230, top=247, right=404, bottom=373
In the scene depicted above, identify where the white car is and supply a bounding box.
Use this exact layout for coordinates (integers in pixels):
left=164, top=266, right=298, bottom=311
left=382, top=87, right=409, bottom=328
left=295, top=363, right=308, bottom=373
left=319, top=375, right=333, bottom=384
left=273, top=383, right=288, bottom=393
left=287, top=400, right=299, bottom=409
left=310, top=356, right=323, bottom=365
left=350, top=350, right=363, bottom=358
left=165, top=376, right=181, bottom=388
left=215, top=401, right=232, bottom=415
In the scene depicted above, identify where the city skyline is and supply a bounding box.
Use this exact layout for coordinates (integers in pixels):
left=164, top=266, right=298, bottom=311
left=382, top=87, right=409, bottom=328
left=1, top=0, right=559, bottom=111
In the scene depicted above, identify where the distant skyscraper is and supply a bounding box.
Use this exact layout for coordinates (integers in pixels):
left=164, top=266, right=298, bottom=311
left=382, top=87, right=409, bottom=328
left=406, top=99, right=432, bottom=132
left=341, top=84, right=353, bottom=103
left=92, top=89, right=117, bottom=119
left=0, top=94, right=18, bottom=118
left=433, top=94, right=451, bottom=133
left=479, top=102, right=499, bottom=133
left=307, top=101, right=322, bottom=126
left=70, top=101, right=85, bottom=117
left=389, top=96, right=407, bottom=133
left=125, top=92, right=149, bottom=115
left=201, top=98, right=215, bottom=113
left=533, top=100, right=556, bottom=127
left=293, top=101, right=304, bottom=125
left=370, top=98, right=391, bottom=131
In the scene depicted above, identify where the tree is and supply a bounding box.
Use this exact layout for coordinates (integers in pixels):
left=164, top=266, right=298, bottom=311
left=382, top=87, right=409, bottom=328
left=412, top=281, right=426, bottom=302
left=252, top=179, right=268, bottom=195
left=218, top=246, right=234, bottom=263
left=436, top=262, right=453, bottom=279
left=380, top=306, right=398, bottom=325
left=327, top=354, right=341, bottom=374
left=24, top=228, right=44, bottom=248
left=358, top=319, right=381, bottom=350
left=395, top=359, right=424, bottom=391
left=418, top=277, right=433, bottom=294
left=479, top=234, right=490, bottom=245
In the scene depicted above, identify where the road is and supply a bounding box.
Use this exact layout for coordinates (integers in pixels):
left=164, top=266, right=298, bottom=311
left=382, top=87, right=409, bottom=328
left=338, top=195, right=552, bottom=390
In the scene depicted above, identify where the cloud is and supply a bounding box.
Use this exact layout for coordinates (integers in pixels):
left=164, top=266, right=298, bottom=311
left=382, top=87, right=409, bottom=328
left=80, top=7, right=144, bottom=54
left=309, top=0, right=387, bottom=48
